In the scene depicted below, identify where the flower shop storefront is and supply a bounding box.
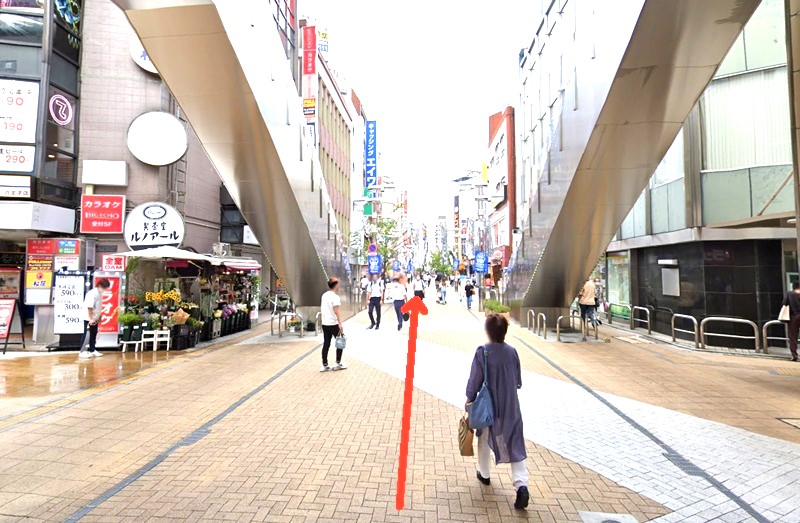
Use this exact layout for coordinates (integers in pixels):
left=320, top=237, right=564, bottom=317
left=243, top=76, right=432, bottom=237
left=117, top=247, right=261, bottom=351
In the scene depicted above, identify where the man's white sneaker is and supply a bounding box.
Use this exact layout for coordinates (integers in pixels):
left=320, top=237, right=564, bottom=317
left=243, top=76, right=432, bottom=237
left=332, top=362, right=348, bottom=371
left=78, top=352, right=92, bottom=360
left=320, top=365, right=330, bottom=372
left=92, top=351, right=103, bottom=358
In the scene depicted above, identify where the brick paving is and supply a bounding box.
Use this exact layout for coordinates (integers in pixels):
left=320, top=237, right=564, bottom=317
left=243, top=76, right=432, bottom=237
left=3, top=289, right=800, bottom=521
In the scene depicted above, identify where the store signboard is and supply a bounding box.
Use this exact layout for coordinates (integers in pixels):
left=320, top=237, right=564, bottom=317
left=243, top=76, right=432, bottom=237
left=95, top=274, right=121, bottom=334
left=0, top=148, right=35, bottom=175
left=26, top=238, right=54, bottom=255
left=128, top=34, right=158, bottom=74
left=0, top=79, right=40, bottom=144
left=0, top=268, right=20, bottom=299
left=25, top=270, right=52, bottom=288
left=365, top=121, right=377, bottom=188
left=48, top=93, right=74, bottom=127
left=0, top=299, right=16, bottom=340
left=56, top=239, right=79, bottom=254
left=79, top=194, right=125, bottom=234
left=26, top=255, right=53, bottom=271
left=124, top=201, right=185, bottom=249
left=53, top=255, right=80, bottom=271
left=101, top=254, right=126, bottom=272
left=53, top=273, right=87, bottom=334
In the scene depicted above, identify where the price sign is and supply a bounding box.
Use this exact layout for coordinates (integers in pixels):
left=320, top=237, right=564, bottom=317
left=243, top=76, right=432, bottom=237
left=53, top=274, right=86, bottom=334
left=0, top=148, right=35, bottom=175
left=0, top=79, right=40, bottom=144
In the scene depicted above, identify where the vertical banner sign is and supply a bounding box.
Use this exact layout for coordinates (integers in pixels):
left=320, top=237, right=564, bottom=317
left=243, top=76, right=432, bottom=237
left=368, top=254, right=382, bottom=275
left=392, top=260, right=401, bottom=272
left=95, top=275, right=121, bottom=334
left=80, top=194, right=125, bottom=234
left=53, top=273, right=87, bottom=334
left=365, top=121, right=377, bottom=188
left=302, top=25, right=318, bottom=145
left=475, top=250, right=488, bottom=273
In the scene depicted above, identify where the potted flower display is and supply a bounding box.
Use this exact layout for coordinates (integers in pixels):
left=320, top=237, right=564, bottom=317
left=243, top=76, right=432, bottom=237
left=119, top=313, right=145, bottom=341
left=287, top=317, right=302, bottom=333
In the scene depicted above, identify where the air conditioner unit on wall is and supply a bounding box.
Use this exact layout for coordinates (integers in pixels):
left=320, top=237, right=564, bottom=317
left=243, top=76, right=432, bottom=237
left=212, top=242, right=231, bottom=257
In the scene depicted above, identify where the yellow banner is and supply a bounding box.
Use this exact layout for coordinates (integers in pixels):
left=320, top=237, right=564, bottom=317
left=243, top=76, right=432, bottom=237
left=25, top=270, right=53, bottom=289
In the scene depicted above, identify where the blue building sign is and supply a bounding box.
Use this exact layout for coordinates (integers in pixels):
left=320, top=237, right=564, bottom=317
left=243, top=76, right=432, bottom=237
left=368, top=254, right=382, bottom=275
left=474, top=250, right=488, bottom=273
left=365, top=121, right=377, bottom=189
left=392, top=259, right=401, bottom=272
left=452, top=258, right=460, bottom=272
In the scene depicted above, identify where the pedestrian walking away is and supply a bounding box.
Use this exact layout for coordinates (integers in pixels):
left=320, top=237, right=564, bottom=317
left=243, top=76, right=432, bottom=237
left=577, top=278, right=597, bottom=332
left=319, top=277, right=346, bottom=372
left=465, top=314, right=529, bottom=509
left=412, top=275, right=425, bottom=300
left=78, top=278, right=111, bottom=360
left=388, top=276, right=407, bottom=331
left=464, top=279, right=475, bottom=310
left=366, top=273, right=384, bottom=329
left=359, top=273, right=369, bottom=304
left=783, top=281, right=800, bottom=362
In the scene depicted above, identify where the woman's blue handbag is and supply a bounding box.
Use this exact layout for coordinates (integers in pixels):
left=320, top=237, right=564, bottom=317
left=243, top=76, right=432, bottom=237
left=467, top=348, right=494, bottom=429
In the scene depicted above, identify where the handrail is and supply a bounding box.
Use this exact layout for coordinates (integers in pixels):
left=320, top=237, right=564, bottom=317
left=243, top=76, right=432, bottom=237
left=762, top=320, right=789, bottom=355
left=270, top=313, right=280, bottom=336
left=700, top=316, right=760, bottom=352
left=556, top=315, right=566, bottom=342
left=671, top=314, right=699, bottom=348
left=278, top=312, right=305, bottom=338
left=537, top=312, right=547, bottom=339
left=570, top=308, right=581, bottom=329
left=315, top=312, right=322, bottom=336
left=631, top=306, right=651, bottom=334
left=607, top=303, right=631, bottom=325
left=527, top=309, right=536, bottom=331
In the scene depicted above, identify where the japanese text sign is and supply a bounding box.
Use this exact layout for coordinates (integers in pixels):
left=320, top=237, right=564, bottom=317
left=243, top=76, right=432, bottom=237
left=0, top=299, right=16, bottom=340
left=26, top=238, right=55, bottom=255
left=53, top=273, right=86, bottom=334
left=80, top=195, right=125, bottom=234
left=474, top=250, right=488, bottom=273
left=302, top=25, right=316, bottom=51
left=95, top=275, right=121, bottom=334
left=365, top=121, right=377, bottom=188
left=0, top=79, right=40, bottom=144
left=101, top=255, right=126, bottom=272
left=124, top=202, right=185, bottom=250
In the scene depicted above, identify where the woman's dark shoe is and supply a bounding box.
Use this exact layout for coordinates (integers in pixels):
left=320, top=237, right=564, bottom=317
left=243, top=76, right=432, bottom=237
left=476, top=471, right=491, bottom=485
left=793, top=357, right=798, bottom=362
left=514, top=486, right=529, bottom=509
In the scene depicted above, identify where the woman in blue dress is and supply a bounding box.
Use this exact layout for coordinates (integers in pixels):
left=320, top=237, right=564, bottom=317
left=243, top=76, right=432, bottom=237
left=465, top=314, right=529, bottom=509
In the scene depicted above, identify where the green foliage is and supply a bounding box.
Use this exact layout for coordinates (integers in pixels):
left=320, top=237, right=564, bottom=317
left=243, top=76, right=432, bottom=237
left=483, top=300, right=510, bottom=314
left=429, top=251, right=454, bottom=276
left=363, top=218, right=400, bottom=273
left=119, top=313, right=145, bottom=327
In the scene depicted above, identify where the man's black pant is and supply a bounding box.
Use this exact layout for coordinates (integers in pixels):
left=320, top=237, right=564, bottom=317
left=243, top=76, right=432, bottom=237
left=321, top=324, right=342, bottom=366
left=80, top=321, right=98, bottom=353
left=368, top=297, right=382, bottom=327
left=414, top=290, right=425, bottom=299
left=788, top=315, right=800, bottom=360
left=394, top=299, right=405, bottom=328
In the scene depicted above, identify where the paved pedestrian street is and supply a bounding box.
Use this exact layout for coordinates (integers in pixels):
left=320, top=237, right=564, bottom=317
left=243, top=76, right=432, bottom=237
left=0, top=296, right=799, bottom=522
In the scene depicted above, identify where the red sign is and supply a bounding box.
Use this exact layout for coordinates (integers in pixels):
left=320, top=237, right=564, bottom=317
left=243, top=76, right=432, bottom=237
left=26, top=238, right=55, bottom=255
left=94, top=275, right=121, bottom=334
left=0, top=299, right=16, bottom=340
left=302, top=25, right=316, bottom=50
left=303, top=49, right=316, bottom=75
left=80, top=195, right=125, bottom=234
left=101, top=254, right=126, bottom=272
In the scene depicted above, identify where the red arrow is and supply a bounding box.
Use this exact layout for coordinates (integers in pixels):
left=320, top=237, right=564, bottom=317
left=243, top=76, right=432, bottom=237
left=396, top=296, right=428, bottom=511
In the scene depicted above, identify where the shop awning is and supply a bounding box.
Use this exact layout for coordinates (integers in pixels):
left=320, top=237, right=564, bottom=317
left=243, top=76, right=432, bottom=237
left=116, top=246, right=213, bottom=262
left=211, top=258, right=262, bottom=271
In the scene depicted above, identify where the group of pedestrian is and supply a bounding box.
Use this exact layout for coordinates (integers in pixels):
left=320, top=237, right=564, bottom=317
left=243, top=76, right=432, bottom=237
left=321, top=272, right=531, bottom=509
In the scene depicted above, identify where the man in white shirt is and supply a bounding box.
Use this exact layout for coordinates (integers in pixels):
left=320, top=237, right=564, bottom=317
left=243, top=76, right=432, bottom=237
left=412, top=276, right=425, bottom=299
left=359, top=274, right=369, bottom=304
left=388, top=276, right=407, bottom=331
left=366, top=273, right=384, bottom=330
left=79, top=277, right=111, bottom=360
left=320, top=277, right=346, bottom=371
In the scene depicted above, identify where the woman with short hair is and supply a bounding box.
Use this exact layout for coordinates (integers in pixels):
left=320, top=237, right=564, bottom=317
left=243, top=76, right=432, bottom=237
left=465, top=314, right=529, bottom=509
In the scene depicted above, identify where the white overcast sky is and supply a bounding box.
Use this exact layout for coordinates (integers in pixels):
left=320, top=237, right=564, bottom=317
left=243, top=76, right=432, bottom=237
left=299, top=0, right=539, bottom=224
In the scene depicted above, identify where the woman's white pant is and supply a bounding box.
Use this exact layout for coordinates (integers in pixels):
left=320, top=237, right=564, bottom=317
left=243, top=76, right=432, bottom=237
left=477, top=430, right=529, bottom=488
